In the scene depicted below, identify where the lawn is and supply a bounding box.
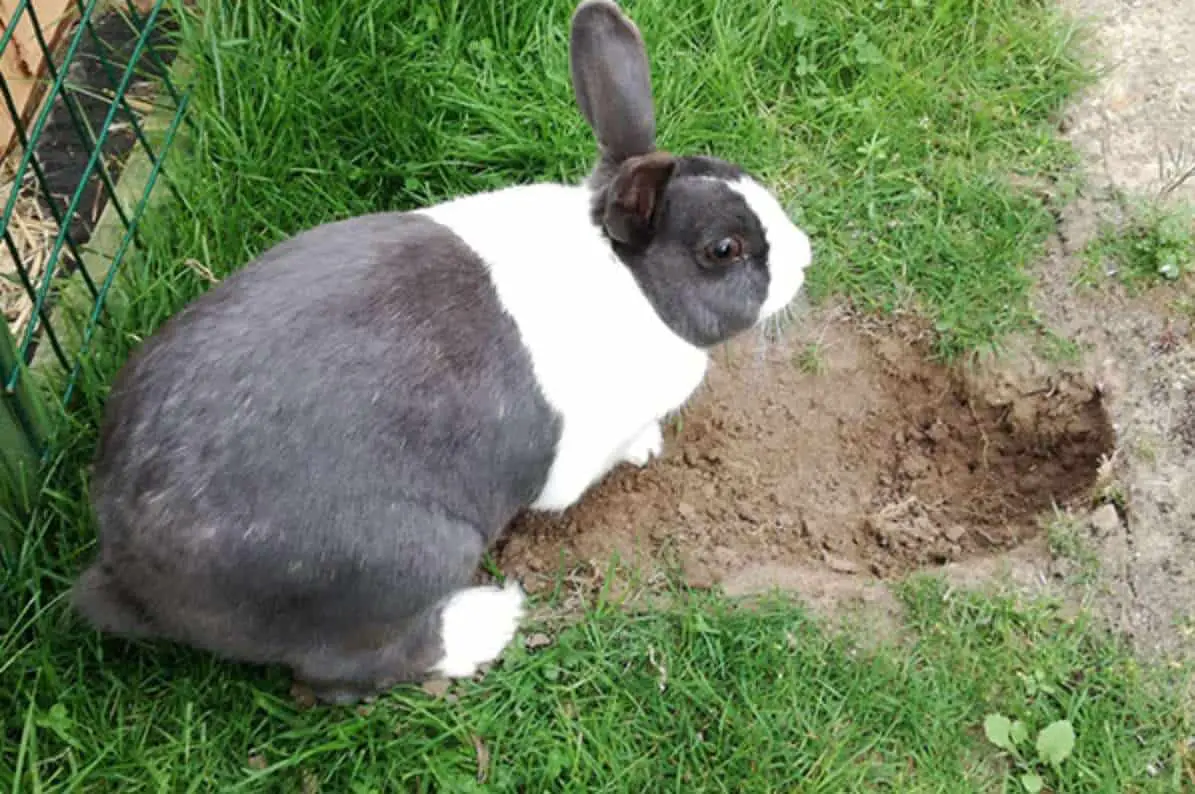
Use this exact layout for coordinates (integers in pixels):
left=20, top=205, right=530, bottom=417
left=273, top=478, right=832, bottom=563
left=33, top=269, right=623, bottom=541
left=3, top=0, right=1193, bottom=791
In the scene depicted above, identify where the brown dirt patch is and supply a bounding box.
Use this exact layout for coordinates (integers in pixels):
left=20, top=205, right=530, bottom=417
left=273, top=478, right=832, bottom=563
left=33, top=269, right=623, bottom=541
left=497, top=312, right=1114, bottom=599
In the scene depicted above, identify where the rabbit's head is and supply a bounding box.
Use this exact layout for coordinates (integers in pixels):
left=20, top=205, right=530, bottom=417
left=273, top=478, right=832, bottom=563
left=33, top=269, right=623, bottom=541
left=570, top=0, right=812, bottom=348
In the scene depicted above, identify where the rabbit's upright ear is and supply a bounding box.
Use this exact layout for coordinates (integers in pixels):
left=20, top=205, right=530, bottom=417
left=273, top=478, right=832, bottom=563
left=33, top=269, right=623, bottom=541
left=569, top=0, right=657, bottom=163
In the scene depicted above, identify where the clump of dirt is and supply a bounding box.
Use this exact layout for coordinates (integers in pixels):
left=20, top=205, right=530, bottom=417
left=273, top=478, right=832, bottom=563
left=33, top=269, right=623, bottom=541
left=497, top=313, right=1115, bottom=596
left=1178, top=385, right=1195, bottom=454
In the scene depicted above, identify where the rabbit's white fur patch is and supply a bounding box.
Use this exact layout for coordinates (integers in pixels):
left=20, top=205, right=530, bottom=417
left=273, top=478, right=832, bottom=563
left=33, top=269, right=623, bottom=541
left=421, top=184, right=707, bottom=511
left=432, top=582, right=526, bottom=678
left=724, top=178, right=813, bottom=318
left=420, top=175, right=806, bottom=513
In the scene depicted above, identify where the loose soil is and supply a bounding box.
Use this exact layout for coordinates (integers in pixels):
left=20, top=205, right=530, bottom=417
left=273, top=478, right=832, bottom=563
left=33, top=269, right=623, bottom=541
left=497, top=312, right=1114, bottom=598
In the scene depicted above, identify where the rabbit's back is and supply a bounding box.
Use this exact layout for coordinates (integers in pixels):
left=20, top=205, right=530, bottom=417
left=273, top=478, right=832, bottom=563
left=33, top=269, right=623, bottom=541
left=88, top=212, right=561, bottom=652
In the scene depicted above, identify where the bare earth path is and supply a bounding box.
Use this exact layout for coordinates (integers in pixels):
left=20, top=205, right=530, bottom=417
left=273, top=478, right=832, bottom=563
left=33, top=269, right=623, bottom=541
left=1035, top=0, right=1195, bottom=657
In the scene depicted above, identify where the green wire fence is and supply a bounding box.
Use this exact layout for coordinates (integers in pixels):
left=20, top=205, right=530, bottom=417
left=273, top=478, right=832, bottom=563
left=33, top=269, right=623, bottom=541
left=1, top=0, right=188, bottom=505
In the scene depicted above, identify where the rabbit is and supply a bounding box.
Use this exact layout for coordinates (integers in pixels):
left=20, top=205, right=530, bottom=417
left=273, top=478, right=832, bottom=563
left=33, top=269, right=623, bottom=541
left=70, top=0, right=813, bottom=705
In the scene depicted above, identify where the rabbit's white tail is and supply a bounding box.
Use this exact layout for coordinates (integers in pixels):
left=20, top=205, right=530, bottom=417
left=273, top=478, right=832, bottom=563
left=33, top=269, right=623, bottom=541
left=431, top=581, right=526, bottom=678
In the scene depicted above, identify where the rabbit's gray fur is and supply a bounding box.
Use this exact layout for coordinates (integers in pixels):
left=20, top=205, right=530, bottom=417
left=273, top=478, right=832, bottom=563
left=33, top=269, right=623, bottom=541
left=80, top=214, right=554, bottom=702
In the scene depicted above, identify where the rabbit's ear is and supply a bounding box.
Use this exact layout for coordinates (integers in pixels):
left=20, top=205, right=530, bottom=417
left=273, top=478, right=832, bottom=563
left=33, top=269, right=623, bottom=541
left=602, top=150, right=675, bottom=245
left=569, top=0, right=656, bottom=162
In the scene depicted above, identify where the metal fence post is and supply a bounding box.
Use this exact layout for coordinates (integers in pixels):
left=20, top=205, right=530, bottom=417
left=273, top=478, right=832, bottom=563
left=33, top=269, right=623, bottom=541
left=0, top=314, right=47, bottom=542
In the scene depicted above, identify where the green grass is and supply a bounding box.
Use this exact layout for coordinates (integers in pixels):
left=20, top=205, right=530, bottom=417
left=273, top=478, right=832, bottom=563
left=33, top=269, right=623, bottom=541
left=105, top=0, right=1091, bottom=362
left=1043, top=511, right=1102, bottom=587
left=8, top=0, right=1192, bottom=790
left=5, top=555, right=1192, bottom=791
left=1080, top=199, right=1195, bottom=292
left=795, top=341, right=829, bottom=375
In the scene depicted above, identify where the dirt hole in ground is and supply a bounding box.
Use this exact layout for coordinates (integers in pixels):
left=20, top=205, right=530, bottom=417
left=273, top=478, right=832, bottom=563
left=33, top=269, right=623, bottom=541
left=496, top=313, right=1116, bottom=598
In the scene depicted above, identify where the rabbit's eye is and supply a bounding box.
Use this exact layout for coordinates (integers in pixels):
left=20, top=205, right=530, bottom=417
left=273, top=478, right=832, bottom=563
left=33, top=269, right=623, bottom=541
left=706, top=236, right=744, bottom=263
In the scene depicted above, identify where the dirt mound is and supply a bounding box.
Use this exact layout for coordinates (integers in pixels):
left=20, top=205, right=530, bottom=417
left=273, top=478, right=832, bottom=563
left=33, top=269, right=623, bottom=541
left=496, top=313, right=1115, bottom=596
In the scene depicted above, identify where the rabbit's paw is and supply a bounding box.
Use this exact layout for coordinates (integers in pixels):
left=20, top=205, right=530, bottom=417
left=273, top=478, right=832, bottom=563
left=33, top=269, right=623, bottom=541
left=621, top=422, right=663, bottom=467
left=432, top=582, right=526, bottom=679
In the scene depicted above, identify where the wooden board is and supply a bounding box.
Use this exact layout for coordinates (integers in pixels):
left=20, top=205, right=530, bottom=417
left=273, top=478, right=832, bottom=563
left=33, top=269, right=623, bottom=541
left=0, top=0, right=78, bottom=159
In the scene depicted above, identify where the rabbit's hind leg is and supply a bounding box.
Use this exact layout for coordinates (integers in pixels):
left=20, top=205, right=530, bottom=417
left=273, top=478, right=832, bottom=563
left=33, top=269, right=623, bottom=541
left=291, top=581, right=526, bottom=705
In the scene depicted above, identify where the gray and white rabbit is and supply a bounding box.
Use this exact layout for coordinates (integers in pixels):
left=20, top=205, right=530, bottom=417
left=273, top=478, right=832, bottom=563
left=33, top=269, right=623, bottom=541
left=71, top=0, right=812, bottom=704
